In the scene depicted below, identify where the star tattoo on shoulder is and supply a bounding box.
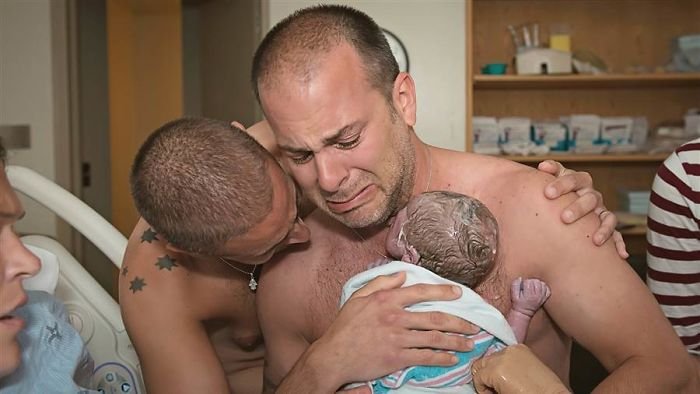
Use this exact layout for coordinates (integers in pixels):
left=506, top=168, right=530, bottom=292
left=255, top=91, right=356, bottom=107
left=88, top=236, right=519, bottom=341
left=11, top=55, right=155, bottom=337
left=121, top=266, right=129, bottom=277
left=155, top=255, right=178, bottom=271
left=140, top=227, right=159, bottom=243
left=129, top=277, right=146, bottom=293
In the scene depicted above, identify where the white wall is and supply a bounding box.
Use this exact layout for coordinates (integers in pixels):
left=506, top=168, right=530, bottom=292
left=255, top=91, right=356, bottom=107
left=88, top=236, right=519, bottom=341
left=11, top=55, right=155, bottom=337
left=264, top=0, right=466, bottom=151
left=0, top=0, right=61, bottom=237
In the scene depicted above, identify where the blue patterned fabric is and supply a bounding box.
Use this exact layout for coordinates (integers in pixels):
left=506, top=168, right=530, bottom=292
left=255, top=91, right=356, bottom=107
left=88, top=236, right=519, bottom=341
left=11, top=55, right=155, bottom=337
left=0, top=291, right=98, bottom=393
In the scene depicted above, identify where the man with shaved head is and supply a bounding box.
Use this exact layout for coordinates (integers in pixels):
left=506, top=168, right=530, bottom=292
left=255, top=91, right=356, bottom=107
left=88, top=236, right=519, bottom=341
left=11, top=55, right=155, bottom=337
left=252, top=5, right=697, bottom=393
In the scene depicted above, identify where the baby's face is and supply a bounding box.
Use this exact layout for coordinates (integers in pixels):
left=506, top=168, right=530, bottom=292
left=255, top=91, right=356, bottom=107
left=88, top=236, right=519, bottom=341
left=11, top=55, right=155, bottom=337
left=386, top=205, right=409, bottom=261
left=386, top=196, right=423, bottom=263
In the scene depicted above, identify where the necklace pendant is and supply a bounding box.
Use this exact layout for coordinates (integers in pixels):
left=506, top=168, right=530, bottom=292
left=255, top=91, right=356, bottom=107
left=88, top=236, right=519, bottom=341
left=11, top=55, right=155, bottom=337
left=248, top=276, right=258, bottom=292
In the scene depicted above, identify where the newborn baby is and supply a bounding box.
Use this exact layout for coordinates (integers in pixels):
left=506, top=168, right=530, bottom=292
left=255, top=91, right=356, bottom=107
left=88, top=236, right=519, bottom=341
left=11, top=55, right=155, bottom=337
left=340, top=191, right=550, bottom=394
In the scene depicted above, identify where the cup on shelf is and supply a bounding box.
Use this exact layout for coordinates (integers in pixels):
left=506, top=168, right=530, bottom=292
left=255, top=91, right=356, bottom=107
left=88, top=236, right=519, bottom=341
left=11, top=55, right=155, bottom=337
left=481, top=63, right=508, bottom=75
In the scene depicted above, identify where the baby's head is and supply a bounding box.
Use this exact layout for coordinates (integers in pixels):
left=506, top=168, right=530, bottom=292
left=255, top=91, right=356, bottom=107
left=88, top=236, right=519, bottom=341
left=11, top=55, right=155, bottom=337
left=385, top=191, right=499, bottom=288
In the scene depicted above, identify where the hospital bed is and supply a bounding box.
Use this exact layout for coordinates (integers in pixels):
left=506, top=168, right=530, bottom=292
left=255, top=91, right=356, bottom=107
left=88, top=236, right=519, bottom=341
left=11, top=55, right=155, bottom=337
left=8, top=165, right=145, bottom=393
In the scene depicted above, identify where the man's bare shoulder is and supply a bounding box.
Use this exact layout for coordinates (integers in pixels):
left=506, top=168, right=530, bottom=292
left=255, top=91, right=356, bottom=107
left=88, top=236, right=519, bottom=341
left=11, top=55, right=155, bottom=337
left=120, top=220, right=265, bottom=393
left=434, top=149, right=541, bottom=194
left=119, top=218, right=243, bottom=321
left=435, top=151, right=555, bottom=216
left=120, top=219, right=191, bottom=304
left=436, top=151, right=600, bottom=273
left=487, top=168, right=600, bottom=271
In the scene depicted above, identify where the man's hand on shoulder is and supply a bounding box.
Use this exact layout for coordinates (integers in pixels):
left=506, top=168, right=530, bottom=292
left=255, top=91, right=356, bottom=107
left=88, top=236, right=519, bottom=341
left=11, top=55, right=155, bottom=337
left=537, top=159, right=628, bottom=258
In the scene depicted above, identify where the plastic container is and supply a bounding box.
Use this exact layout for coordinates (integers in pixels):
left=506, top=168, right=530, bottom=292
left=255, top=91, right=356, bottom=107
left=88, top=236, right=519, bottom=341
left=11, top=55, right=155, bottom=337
left=481, top=63, right=508, bottom=75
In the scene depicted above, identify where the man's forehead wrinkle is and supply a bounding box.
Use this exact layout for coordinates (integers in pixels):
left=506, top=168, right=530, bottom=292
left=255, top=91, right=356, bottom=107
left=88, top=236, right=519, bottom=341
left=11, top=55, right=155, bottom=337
left=276, top=129, right=317, bottom=153
left=276, top=116, right=345, bottom=153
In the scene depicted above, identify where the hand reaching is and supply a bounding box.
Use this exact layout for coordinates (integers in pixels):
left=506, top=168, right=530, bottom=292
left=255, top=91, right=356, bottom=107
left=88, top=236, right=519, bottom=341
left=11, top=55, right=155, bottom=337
left=538, top=160, right=629, bottom=259
left=472, top=344, right=570, bottom=394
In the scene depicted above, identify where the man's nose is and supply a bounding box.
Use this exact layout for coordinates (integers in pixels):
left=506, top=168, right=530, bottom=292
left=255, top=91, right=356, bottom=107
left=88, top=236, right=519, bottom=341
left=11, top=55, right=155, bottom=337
left=7, top=235, right=41, bottom=279
left=315, top=151, right=348, bottom=194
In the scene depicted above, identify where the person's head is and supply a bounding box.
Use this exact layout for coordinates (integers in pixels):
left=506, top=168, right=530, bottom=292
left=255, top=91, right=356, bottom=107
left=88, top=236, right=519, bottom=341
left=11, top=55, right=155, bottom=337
left=0, top=140, right=41, bottom=377
left=130, top=118, right=309, bottom=265
left=252, top=5, right=418, bottom=229
left=385, top=191, right=499, bottom=288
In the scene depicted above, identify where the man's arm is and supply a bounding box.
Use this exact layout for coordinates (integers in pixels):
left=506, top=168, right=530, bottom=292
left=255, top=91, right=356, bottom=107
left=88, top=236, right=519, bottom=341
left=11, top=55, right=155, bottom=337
left=119, top=224, right=231, bottom=393
left=513, top=171, right=698, bottom=392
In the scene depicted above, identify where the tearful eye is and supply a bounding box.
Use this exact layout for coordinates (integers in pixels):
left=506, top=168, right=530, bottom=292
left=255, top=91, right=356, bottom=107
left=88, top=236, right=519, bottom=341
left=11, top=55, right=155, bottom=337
left=335, top=136, right=360, bottom=149
left=291, top=152, right=313, bottom=164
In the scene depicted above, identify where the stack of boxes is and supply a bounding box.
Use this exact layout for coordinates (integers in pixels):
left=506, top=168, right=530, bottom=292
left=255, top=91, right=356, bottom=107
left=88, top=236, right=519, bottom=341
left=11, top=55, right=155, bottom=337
left=618, top=189, right=651, bottom=215
left=532, top=121, right=568, bottom=152
left=472, top=114, right=648, bottom=155
left=472, top=117, right=501, bottom=155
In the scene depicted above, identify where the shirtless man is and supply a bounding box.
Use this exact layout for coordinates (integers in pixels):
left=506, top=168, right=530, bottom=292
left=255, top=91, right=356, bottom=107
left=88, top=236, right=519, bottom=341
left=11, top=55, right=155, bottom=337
left=119, top=118, right=311, bottom=393
left=119, top=117, right=615, bottom=393
left=253, top=5, right=698, bottom=393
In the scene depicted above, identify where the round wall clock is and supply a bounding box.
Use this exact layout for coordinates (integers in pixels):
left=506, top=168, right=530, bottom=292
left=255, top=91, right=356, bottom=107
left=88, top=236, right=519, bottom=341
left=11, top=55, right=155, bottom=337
left=382, top=28, right=409, bottom=72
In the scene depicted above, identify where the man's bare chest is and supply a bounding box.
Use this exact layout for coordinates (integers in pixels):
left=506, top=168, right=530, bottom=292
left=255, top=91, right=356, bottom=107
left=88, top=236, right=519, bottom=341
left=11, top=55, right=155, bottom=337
left=303, top=232, right=390, bottom=341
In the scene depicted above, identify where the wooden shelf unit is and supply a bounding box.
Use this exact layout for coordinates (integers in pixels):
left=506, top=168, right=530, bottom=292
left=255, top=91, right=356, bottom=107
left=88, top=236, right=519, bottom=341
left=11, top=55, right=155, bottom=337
left=500, top=153, right=669, bottom=163
left=474, top=73, right=700, bottom=89
left=465, top=0, right=700, bottom=255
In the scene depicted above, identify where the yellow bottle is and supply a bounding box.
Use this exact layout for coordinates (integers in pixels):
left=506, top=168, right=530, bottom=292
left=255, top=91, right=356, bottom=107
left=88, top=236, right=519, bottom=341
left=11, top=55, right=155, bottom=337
left=550, top=34, right=571, bottom=52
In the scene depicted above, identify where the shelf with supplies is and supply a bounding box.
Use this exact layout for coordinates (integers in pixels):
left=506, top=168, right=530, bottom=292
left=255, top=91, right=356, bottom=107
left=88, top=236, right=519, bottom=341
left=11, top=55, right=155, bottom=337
left=619, top=225, right=648, bottom=237
left=473, top=73, right=700, bottom=90
left=465, top=0, right=700, bottom=264
left=499, top=153, right=669, bottom=164
left=615, top=211, right=649, bottom=237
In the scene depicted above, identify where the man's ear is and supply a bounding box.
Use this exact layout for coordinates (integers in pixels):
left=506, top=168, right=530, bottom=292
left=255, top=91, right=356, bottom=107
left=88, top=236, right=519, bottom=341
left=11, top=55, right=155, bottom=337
left=165, top=242, right=186, bottom=254
left=392, top=72, right=417, bottom=127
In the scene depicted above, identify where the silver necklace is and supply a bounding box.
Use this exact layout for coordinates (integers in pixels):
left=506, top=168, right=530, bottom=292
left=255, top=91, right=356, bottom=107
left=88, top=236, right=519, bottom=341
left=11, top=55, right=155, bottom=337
left=218, top=257, right=258, bottom=292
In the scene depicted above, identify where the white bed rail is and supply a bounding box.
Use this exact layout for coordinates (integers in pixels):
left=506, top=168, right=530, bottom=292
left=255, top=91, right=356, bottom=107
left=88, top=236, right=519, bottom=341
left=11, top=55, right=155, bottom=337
left=7, top=165, right=127, bottom=268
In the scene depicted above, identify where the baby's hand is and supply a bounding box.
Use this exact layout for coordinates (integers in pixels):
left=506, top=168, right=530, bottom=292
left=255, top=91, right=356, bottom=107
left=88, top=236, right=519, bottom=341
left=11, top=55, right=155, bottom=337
left=510, top=278, right=551, bottom=317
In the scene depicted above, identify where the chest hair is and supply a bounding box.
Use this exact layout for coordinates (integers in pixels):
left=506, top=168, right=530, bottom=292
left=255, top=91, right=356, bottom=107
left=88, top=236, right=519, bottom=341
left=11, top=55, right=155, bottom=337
left=303, top=232, right=511, bottom=340
left=305, top=233, right=387, bottom=341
